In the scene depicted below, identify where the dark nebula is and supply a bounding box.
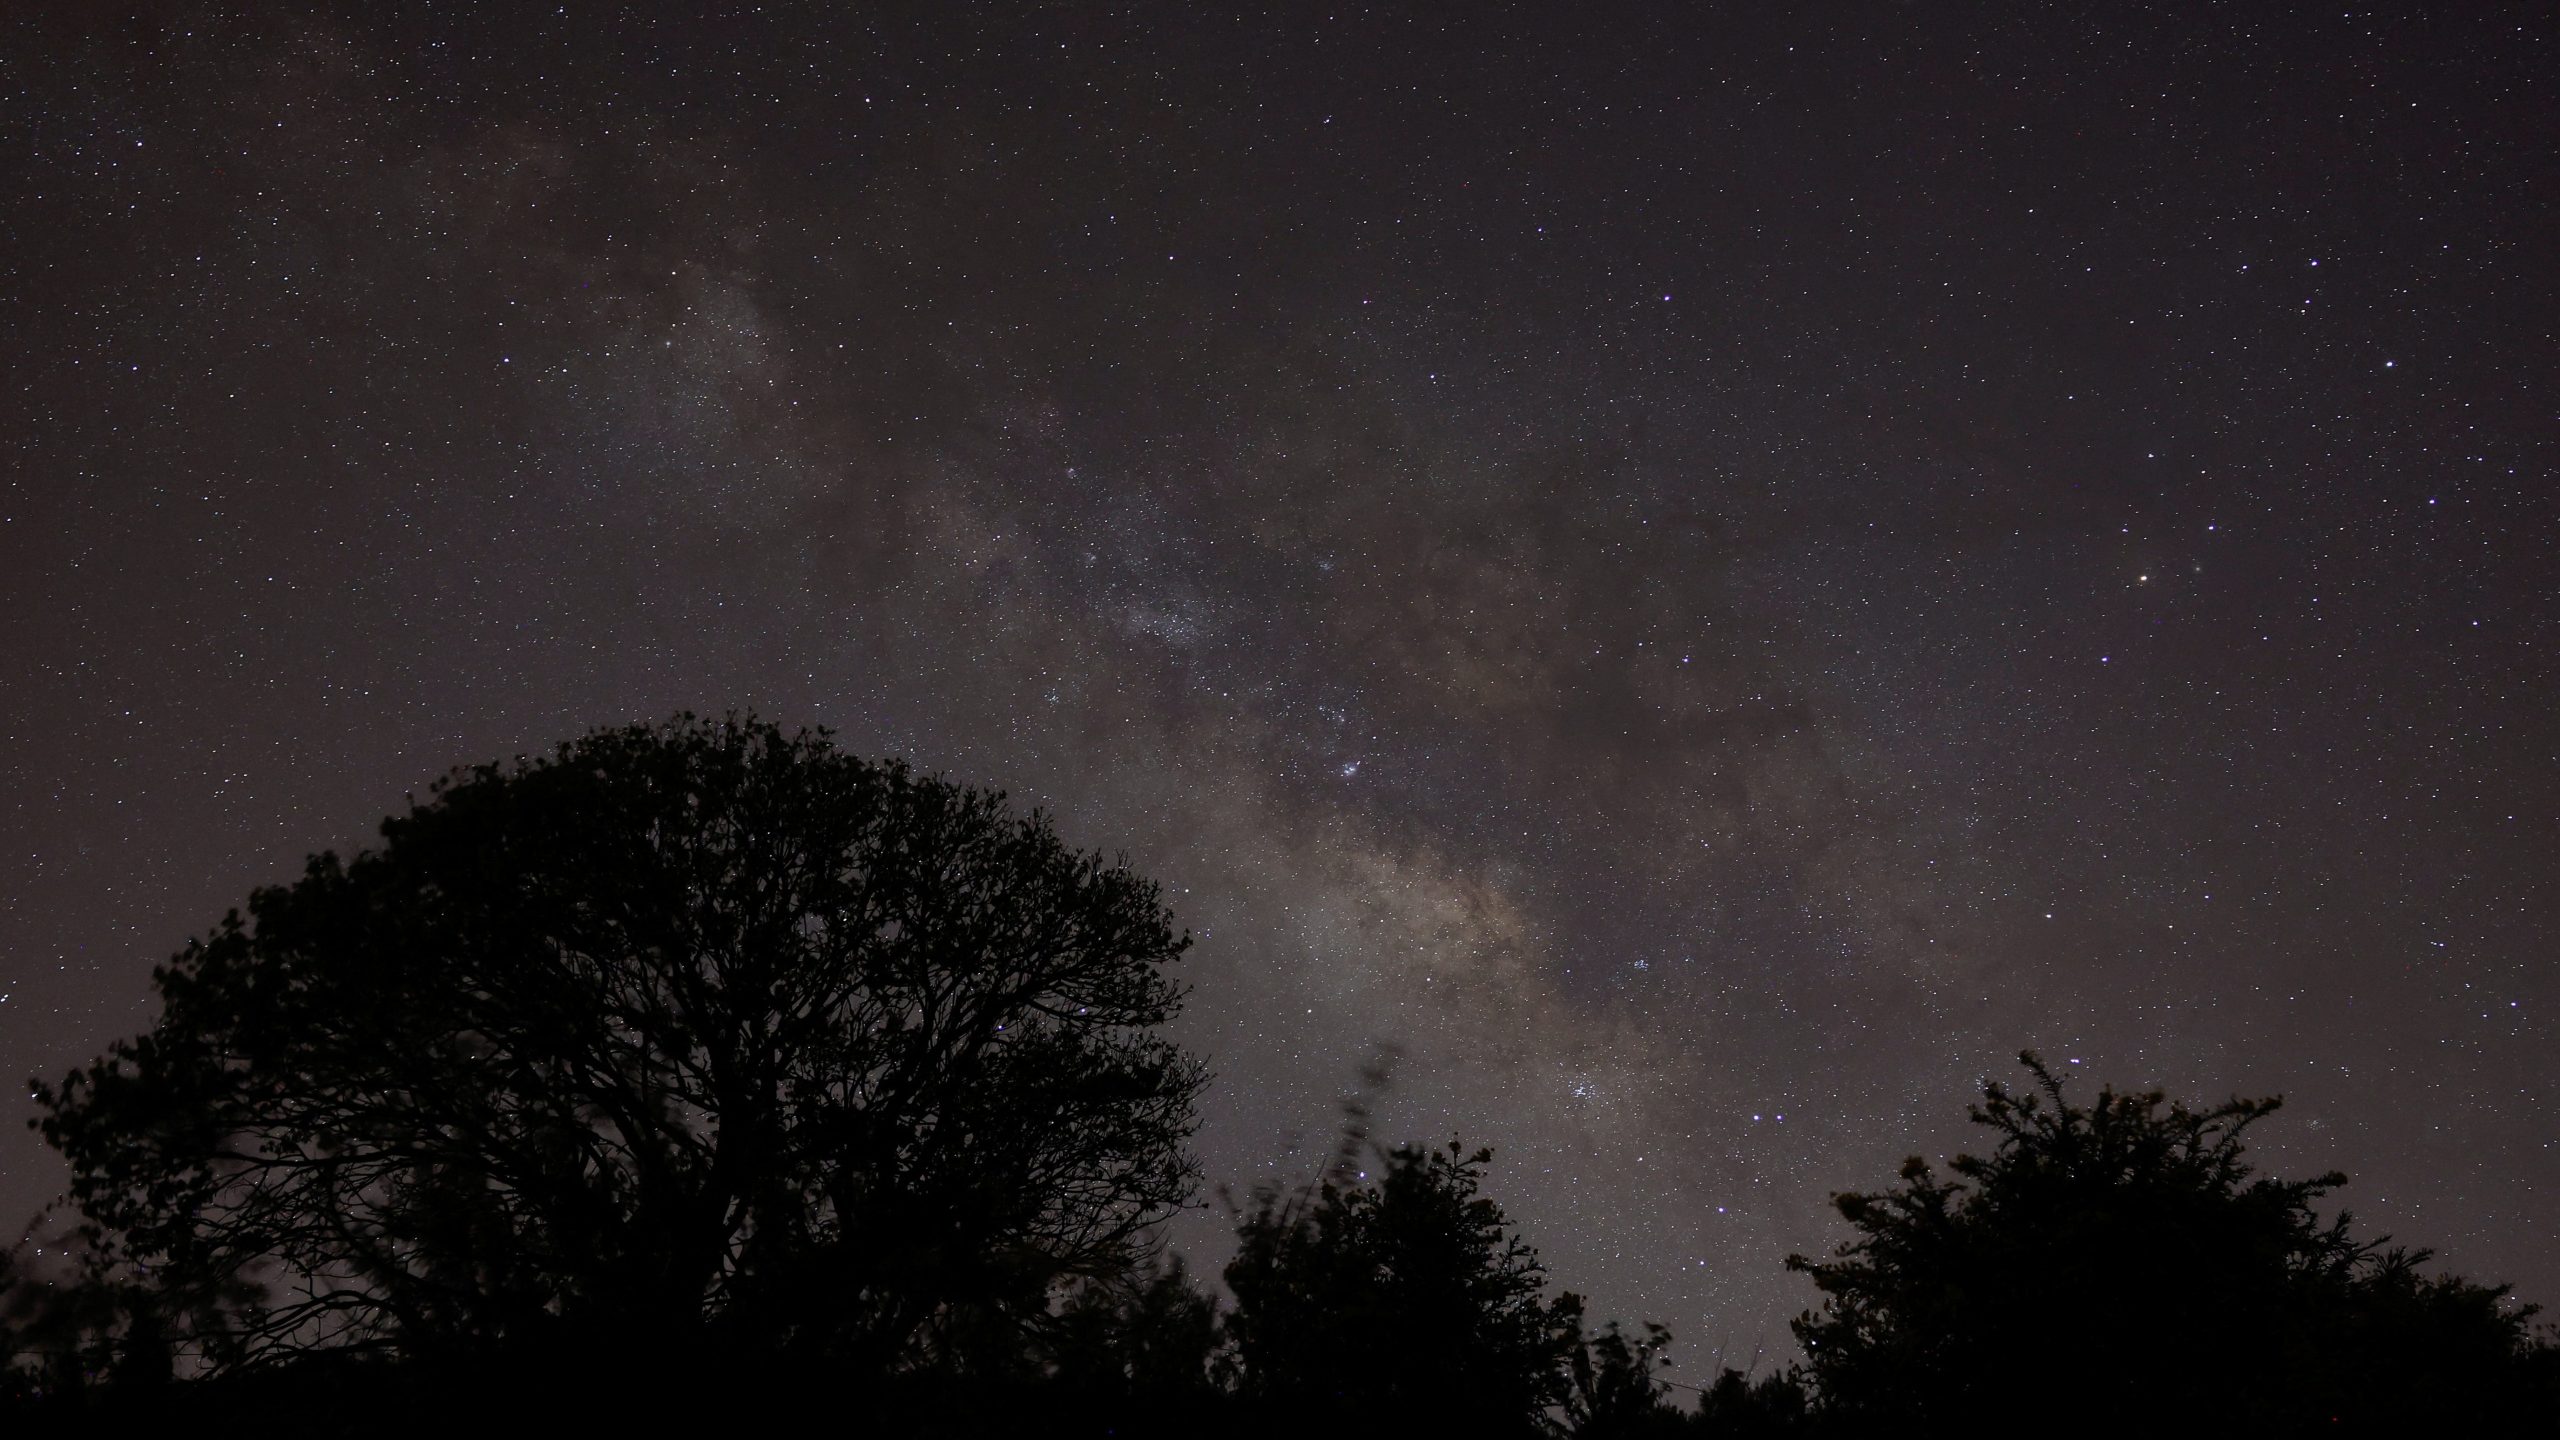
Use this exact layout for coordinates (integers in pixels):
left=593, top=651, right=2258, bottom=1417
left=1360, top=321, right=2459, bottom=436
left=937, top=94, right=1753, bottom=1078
left=4, top=4, right=2553, bottom=1375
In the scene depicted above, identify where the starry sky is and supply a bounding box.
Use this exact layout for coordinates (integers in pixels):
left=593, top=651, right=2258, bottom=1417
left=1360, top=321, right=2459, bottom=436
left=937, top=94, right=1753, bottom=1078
left=5, top=4, right=2555, bottom=1377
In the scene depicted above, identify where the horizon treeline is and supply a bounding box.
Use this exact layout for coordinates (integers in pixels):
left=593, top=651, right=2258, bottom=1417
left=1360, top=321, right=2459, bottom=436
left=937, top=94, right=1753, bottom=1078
left=5, top=717, right=2553, bottom=1436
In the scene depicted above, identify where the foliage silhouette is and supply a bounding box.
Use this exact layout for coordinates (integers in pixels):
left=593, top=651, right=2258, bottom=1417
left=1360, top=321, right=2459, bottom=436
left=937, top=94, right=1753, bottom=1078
left=9, top=731, right=2556, bottom=1440
left=1046, top=1252, right=1227, bottom=1401
left=1563, top=1319, right=1688, bottom=1437
left=24, top=715, right=1205, bottom=1380
left=1787, top=1051, right=2559, bottom=1433
left=1224, top=1139, right=1589, bottom=1434
left=1686, top=1365, right=1813, bottom=1437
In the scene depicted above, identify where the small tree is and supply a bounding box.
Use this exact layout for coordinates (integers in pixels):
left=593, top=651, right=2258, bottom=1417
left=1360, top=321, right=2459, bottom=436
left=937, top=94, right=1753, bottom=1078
left=1789, top=1052, right=2557, bottom=1431
left=1045, top=1252, right=1227, bottom=1401
left=1224, top=1141, right=1587, bottom=1434
left=30, top=716, right=1205, bottom=1379
left=1563, top=1320, right=1685, bottom=1438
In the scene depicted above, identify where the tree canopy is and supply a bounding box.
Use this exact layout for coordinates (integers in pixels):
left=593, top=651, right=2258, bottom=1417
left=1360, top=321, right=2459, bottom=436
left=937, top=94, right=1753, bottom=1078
left=8, top=721, right=2553, bottom=1435
left=1788, top=1052, right=2557, bottom=1433
left=27, top=716, right=1204, bottom=1378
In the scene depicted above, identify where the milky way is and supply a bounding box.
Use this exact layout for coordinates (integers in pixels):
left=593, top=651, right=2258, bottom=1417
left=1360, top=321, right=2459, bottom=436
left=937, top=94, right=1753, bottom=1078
left=5, top=6, right=2554, bottom=1377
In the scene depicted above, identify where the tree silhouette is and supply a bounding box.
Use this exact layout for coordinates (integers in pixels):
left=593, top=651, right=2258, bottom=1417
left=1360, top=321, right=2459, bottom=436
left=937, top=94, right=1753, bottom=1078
left=1788, top=1052, right=2558, bottom=1433
left=1224, top=1140, right=1588, bottom=1434
left=27, top=716, right=1205, bottom=1381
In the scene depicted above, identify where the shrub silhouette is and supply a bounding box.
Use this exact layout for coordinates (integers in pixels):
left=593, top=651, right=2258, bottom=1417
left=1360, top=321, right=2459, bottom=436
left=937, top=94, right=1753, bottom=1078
left=25, top=715, right=1205, bottom=1381
left=1788, top=1052, right=2558, bottom=1433
left=1224, top=1140, right=1589, bottom=1434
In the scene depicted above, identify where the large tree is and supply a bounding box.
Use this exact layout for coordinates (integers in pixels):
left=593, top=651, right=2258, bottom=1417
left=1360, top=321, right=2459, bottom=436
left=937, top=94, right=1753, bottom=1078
left=1789, top=1053, right=2557, bottom=1432
left=28, top=716, right=1204, bottom=1377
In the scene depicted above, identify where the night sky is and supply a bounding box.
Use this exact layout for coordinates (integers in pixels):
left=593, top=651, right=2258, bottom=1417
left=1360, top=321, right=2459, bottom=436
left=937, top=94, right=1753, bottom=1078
left=5, top=5, right=2554, bottom=1376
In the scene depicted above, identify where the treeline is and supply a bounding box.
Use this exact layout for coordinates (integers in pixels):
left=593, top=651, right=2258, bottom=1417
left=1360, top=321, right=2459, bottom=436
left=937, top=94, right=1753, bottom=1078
left=4, top=718, right=2553, bottom=1436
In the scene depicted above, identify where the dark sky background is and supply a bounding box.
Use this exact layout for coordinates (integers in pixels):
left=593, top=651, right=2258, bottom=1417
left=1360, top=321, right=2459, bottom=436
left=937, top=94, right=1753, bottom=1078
left=5, top=3, right=2554, bottom=1378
